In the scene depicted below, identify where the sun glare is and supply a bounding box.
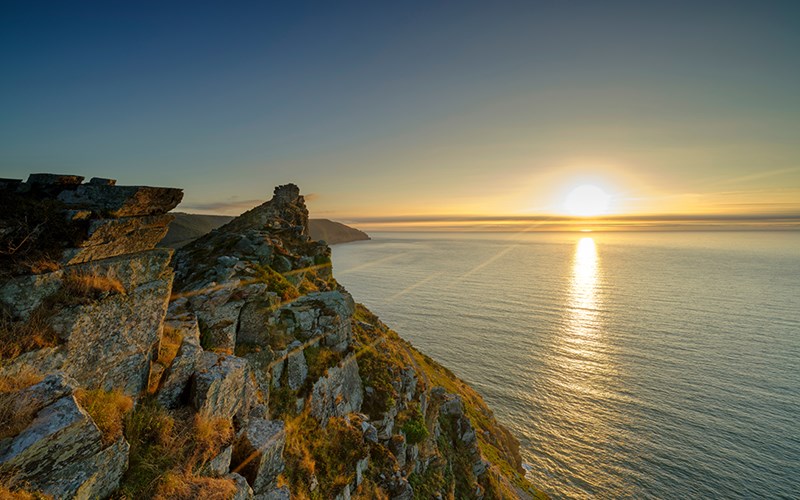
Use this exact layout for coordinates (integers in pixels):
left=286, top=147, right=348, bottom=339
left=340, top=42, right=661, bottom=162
left=563, top=185, right=611, bottom=216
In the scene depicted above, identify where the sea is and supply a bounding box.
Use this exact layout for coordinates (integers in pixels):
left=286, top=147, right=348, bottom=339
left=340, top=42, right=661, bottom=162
left=331, top=231, right=800, bottom=499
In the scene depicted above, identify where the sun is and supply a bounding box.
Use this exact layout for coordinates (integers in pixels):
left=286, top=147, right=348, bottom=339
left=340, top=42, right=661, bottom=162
left=563, top=184, right=611, bottom=216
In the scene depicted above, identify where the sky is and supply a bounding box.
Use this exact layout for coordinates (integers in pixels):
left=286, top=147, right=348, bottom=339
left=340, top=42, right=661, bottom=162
left=2, top=1, right=799, bottom=229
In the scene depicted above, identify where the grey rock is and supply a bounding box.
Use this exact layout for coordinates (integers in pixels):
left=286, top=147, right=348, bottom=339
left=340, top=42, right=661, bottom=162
left=254, top=485, right=290, bottom=500
left=286, top=341, right=308, bottom=391
left=0, top=395, right=103, bottom=481
left=61, top=214, right=173, bottom=265
left=361, top=420, right=378, bottom=443
left=202, top=445, right=233, bottom=476
left=229, top=472, right=254, bottom=500
left=27, top=173, right=84, bottom=186
left=356, top=456, right=369, bottom=487
left=196, top=299, right=245, bottom=352
left=232, top=418, right=285, bottom=494
left=191, top=353, right=248, bottom=420
left=55, top=436, right=130, bottom=500
left=390, top=435, right=407, bottom=468
left=310, top=354, right=363, bottom=424
left=51, top=264, right=173, bottom=395
left=237, top=296, right=280, bottom=345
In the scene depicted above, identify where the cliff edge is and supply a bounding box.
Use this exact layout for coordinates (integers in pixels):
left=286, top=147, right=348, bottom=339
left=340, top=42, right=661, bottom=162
left=0, top=175, right=546, bottom=499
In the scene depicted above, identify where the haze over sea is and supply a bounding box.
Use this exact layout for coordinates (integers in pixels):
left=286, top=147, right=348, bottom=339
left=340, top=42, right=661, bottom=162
left=332, top=231, right=800, bottom=499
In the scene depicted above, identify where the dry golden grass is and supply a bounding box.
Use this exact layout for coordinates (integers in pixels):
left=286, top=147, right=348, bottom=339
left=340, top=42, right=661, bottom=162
left=0, top=309, right=59, bottom=360
left=0, top=367, right=43, bottom=394
left=0, top=483, right=51, bottom=499
left=158, top=326, right=183, bottom=367
left=118, top=401, right=238, bottom=499
left=26, top=258, right=60, bottom=275
left=153, top=472, right=237, bottom=500
left=191, top=414, right=234, bottom=467
left=0, top=372, right=45, bottom=441
left=74, top=388, right=133, bottom=446
left=62, top=270, right=125, bottom=299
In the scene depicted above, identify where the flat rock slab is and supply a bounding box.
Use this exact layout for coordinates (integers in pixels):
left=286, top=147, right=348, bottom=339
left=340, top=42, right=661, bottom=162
left=58, top=184, right=183, bottom=217
left=61, top=214, right=174, bottom=265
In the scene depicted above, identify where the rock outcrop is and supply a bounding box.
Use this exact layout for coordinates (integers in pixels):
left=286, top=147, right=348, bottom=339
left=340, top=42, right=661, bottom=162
left=0, top=175, right=546, bottom=499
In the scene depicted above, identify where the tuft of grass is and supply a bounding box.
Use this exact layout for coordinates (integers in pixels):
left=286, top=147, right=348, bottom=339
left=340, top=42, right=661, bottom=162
left=269, top=385, right=298, bottom=420
left=191, top=414, right=234, bottom=467
left=118, top=399, right=236, bottom=499
left=303, top=346, right=342, bottom=381
left=400, top=405, right=429, bottom=445
left=0, top=482, right=51, bottom=500
left=153, top=472, right=236, bottom=500
left=0, top=368, right=45, bottom=441
left=0, top=309, right=59, bottom=361
left=253, top=264, right=299, bottom=302
left=0, top=367, right=43, bottom=394
left=158, top=325, right=183, bottom=367
left=74, top=388, right=133, bottom=446
left=62, top=270, right=125, bottom=301
left=281, top=410, right=369, bottom=499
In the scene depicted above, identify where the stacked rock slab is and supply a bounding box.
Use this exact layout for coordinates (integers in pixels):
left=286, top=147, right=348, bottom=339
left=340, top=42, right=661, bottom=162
left=0, top=174, right=182, bottom=393
left=0, top=174, right=181, bottom=497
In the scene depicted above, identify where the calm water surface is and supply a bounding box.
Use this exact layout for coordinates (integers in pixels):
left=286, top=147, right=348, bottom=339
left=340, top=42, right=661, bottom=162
left=332, top=231, right=800, bottom=499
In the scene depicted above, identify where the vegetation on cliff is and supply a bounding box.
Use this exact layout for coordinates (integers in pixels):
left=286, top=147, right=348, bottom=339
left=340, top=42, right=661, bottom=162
left=0, top=175, right=545, bottom=499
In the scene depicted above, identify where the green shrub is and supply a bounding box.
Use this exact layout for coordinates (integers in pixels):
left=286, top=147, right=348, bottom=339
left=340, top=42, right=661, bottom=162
left=401, top=407, right=429, bottom=445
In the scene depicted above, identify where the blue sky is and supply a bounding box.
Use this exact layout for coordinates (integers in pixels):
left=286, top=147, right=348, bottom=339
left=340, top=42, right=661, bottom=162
left=2, top=1, right=799, bottom=222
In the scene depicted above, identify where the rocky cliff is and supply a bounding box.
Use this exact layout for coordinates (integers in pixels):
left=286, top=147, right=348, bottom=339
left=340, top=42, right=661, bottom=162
left=160, top=214, right=369, bottom=249
left=0, top=174, right=546, bottom=499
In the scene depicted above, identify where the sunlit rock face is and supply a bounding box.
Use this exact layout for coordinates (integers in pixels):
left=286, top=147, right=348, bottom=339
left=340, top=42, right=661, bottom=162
left=1, top=175, right=542, bottom=499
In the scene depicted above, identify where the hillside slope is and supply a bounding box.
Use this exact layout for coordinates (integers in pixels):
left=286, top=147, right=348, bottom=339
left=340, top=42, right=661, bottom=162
left=161, top=213, right=369, bottom=248
left=0, top=176, right=545, bottom=499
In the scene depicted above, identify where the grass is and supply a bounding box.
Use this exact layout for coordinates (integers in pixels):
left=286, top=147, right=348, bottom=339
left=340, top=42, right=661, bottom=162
left=0, top=308, right=59, bottom=361
left=399, top=405, right=428, bottom=445
left=0, top=482, right=51, bottom=500
left=74, top=388, right=134, bottom=446
left=158, top=325, right=183, bottom=368
left=0, top=368, right=44, bottom=441
left=61, top=269, right=126, bottom=301
left=153, top=473, right=236, bottom=500
left=116, top=399, right=234, bottom=499
left=269, top=385, right=298, bottom=420
left=253, top=264, right=299, bottom=302
left=303, top=346, right=342, bottom=381
left=281, top=410, right=369, bottom=499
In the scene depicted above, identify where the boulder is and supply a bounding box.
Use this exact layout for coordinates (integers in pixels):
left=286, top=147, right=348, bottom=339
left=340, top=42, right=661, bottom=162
left=191, top=353, right=248, bottom=420
left=230, top=472, right=255, bottom=500
left=254, top=485, right=290, bottom=500
left=286, top=341, right=308, bottom=391
left=0, top=395, right=103, bottom=482
left=53, top=436, right=130, bottom=500
left=202, top=445, right=233, bottom=477
left=309, top=354, right=363, bottom=424
left=232, top=418, right=285, bottom=494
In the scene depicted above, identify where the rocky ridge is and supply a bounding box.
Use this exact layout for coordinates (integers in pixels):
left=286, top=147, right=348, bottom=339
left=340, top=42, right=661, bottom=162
left=0, top=175, right=546, bottom=499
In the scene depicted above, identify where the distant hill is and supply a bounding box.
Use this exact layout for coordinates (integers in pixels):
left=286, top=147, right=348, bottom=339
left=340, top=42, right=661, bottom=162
left=160, top=212, right=369, bottom=248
